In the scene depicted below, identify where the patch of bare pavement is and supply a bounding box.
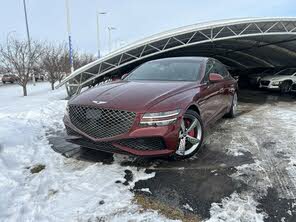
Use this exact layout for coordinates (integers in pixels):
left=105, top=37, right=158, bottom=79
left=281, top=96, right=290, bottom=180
left=48, top=90, right=296, bottom=221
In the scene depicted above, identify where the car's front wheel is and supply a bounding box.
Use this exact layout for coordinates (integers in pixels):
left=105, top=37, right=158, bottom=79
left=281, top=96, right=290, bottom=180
left=174, top=109, right=204, bottom=159
left=280, top=80, right=292, bottom=94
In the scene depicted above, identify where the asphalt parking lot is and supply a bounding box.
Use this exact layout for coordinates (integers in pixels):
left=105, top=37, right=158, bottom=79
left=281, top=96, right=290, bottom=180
left=48, top=89, right=296, bottom=222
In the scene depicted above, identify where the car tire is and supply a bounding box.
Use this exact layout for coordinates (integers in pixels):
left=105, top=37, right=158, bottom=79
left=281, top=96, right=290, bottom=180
left=225, top=92, right=238, bottom=118
left=280, top=81, right=292, bottom=94
left=172, top=109, right=204, bottom=159
left=2, top=81, right=6, bottom=84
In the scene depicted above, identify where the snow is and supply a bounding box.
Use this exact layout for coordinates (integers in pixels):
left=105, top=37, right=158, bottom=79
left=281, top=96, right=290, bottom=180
left=204, top=97, right=296, bottom=221
left=139, top=188, right=152, bottom=194
left=0, top=83, right=175, bottom=222
left=183, top=203, right=193, bottom=212
left=205, top=192, right=266, bottom=222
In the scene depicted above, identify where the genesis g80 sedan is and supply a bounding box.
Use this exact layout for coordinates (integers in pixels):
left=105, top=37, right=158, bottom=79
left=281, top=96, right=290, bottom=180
left=64, top=57, right=238, bottom=159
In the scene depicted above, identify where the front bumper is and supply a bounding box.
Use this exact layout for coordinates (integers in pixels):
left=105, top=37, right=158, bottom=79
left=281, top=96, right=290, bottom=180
left=259, top=82, right=280, bottom=89
left=63, top=115, right=180, bottom=156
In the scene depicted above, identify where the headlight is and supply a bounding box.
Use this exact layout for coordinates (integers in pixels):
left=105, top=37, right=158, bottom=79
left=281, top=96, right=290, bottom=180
left=272, top=81, right=281, bottom=86
left=140, top=109, right=180, bottom=127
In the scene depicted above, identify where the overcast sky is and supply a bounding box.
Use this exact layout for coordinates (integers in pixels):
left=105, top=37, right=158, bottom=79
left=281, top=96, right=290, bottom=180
left=0, top=0, right=295, bottom=56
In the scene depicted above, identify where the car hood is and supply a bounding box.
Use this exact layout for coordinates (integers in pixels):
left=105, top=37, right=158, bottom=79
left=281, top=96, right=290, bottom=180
left=69, top=80, right=197, bottom=112
left=261, top=75, right=292, bottom=81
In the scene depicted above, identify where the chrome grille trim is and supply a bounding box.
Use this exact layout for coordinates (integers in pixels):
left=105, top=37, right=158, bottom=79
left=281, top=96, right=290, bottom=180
left=69, top=105, right=136, bottom=139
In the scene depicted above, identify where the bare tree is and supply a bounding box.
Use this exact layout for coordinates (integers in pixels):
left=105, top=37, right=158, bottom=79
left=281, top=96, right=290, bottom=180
left=0, top=38, right=44, bottom=96
left=74, top=52, right=96, bottom=69
left=40, top=42, right=95, bottom=90
left=41, top=43, right=68, bottom=90
left=61, top=50, right=95, bottom=73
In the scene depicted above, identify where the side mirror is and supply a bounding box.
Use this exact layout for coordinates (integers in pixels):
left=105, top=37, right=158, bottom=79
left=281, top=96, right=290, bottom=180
left=121, top=73, right=129, bottom=80
left=209, top=73, right=223, bottom=83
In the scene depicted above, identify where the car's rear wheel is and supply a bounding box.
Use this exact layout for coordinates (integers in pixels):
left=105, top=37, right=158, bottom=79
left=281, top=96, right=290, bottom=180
left=280, top=81, right=292, bottom=94
left=225, top=92, right=238, bottom=118
left=174, top=110, right=204, bottom=159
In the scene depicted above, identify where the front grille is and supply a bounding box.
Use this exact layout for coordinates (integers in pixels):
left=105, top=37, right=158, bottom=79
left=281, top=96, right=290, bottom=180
left=115, top=137, right=166, bottom=151
left=65, top=125, right=80, bottom=137
left=261, top=80, right=270, bottom=86
left=69, top=105, right=136, bottom=139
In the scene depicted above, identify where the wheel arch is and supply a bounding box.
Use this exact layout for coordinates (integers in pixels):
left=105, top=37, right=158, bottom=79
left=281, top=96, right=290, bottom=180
left=187, top=104, right=200, bottom=115
left=282, top=79, right=293, bottom=84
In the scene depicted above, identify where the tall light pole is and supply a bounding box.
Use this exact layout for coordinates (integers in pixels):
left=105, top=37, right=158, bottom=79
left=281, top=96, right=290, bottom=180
left=96, top=12, right=107, bottom=58
left=108, top=27, right=116, bottom=53
left=65, top=0, right=74, bottom=74
left=23, top=0, right=35, bottom=85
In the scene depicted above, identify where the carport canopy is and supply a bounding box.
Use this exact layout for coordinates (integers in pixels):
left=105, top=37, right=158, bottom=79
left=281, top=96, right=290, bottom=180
left=57, top=17, right=296, bottom=96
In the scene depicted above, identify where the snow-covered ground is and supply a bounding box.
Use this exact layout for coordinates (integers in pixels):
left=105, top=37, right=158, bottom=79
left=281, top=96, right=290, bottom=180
left=205, top=97, right=296, bottom=221
left=0, top=83, right=175, bottom=222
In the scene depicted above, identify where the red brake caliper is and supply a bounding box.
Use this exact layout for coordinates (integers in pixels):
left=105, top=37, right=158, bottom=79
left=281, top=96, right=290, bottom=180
left=186, top=119, right=196, bottom=137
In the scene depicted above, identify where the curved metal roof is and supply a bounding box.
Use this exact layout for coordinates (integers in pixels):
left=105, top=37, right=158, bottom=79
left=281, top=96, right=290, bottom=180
left=57, top=17, right=296, bottom=96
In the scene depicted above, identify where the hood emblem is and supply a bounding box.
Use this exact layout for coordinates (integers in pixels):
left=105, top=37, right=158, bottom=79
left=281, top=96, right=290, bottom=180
left=92, top=100, right=107, bottom=105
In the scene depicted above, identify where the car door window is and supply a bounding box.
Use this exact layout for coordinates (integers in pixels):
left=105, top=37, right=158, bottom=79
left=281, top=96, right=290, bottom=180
left=203, top=60, right=231, bottom=83
left=203, top=60, right=216, bottom=83
left=214, top=61, right=226, bottom=77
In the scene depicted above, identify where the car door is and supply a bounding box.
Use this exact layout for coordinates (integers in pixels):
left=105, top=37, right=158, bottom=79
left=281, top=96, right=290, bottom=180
left=215, top=61, right=233, bottom=112
left=198, top=59, right=224, bottom=126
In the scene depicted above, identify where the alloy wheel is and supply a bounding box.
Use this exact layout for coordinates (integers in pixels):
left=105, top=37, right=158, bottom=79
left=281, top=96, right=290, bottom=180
left=176, top=113, right=203, bottom=156
left=232, top=93, right=238, bottom=115
left=281, top=82, right=292, bottom=93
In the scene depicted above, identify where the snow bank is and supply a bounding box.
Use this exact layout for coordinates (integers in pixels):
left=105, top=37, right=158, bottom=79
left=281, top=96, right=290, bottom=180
left=205, top=192, right=266, bottom=222
left=0, top=83, right=174, bottom=222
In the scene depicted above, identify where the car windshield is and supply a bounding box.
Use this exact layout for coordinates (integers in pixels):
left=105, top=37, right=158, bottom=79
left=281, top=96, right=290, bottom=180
left=126, top=59, right=202, bottom=81
left=275, top=68, right=296, bottom=76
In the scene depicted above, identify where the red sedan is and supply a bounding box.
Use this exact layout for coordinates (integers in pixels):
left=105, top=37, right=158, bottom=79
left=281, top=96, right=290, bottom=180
left=64, top=57, right=238, bottom=159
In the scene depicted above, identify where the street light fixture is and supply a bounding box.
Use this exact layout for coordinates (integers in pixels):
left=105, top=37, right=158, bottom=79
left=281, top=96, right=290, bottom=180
left=108, top=27, right=116, bottom=53
left=96, top=11, right=107, bottom=58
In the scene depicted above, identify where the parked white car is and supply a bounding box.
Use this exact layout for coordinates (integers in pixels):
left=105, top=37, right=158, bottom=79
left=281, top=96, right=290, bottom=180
left=259, top=68, right=296, bottom=93
left=291, top=82, right=296, bottom=93
left=248, top=68, right=276, bottom=87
